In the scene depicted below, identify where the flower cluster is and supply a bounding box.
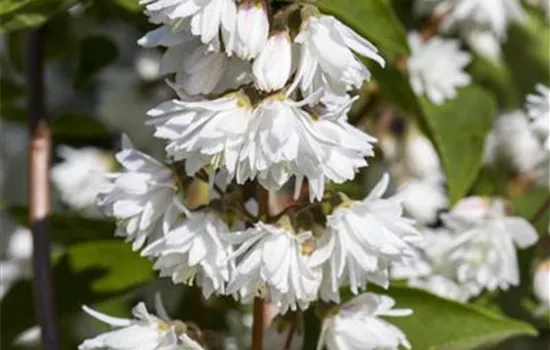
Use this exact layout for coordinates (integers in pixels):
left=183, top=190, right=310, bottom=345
left=392, top=196, right=539, bottom=302
left=407, top=32, right=472, bottom=104
left=139, top=0, right=385, bottom=200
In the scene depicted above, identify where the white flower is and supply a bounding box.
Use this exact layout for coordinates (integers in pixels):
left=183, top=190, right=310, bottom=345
left=407, top=32, right=471, bottom=104
left=79, top=302, right=204, bottom=350
left=51, top=146, right=113, bottom=216
left=225, top=219, right=333, bottom=313
left=398, top=179, right=448, bottom=226
left=135, top=49, right=162, bottom=82
left=253, top=30, right=292, bottom=92
left=148, top=91, right=254, bottom=177
left=164, top=42, right=251, bottom=96
left=97, top=136, right=178, bottom=251
left=525, top=84, right=550, bottom=149
left=140, top=0, right=237, bottom=49
left=533, top=259, right=550, bottom=312
left=292, top=14, right=384, bottom=99
left=403, top=132, right=442, bottom=180
left=390, top=228, right=476, bottom=302
left=142, top=206, right=233, bottom=298
left=433, top=0, right=526, bottom=40
left=440, top=197, right=539, bottom=296
left=0, top=227, right=32, bottom=299
left=228, top=1, right=269, bottom=60
left=320, top=174, right=421, bottom=302
left=318, top=293, right=412, bottom=350
left=483, top=111, right=546, bottom=173
left=466, top=28, right=502, bottom=62
left=138, top=24, right=191, bottom=49
left=150, top=92, right=376, bottom=202
left=241, top=94, right=376, bottom=201
left=139, top=26, right=251, bottom=96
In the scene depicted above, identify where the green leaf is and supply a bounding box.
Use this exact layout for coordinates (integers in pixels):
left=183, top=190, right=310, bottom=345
left=316, top=0, right=409, bottom=62
left=63, top=241, right=154, bottom=293
left=503, top=9, right=550, bottom=97
left=419, top=86, right=497, bottom=204
left=0, top=240, right=154, bottom=348
left=468, top=56, right=521, bottom=110
left=380, top=287, right=537, bottom=350
left=74, top=36, right=118, bottom=89
left=368, top=61, right=423, bottom=118
left=509, top=186, right=550, bottom=236
left=302, top=307, right=322, bottom=350
left=0, top=0, right=78, bottom=32
left=8, top=207, right=114, bottom=245
left=52, top=112, right=113, bottom=144
left=112, top=0, right=142, bottom=12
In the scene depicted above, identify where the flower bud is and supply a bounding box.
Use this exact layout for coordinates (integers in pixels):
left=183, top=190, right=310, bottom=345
left=534, top=259, right=550, bottom=309
left=253, top=30, right=292, bottom=92
left=235, top=1, right=269, bottom=60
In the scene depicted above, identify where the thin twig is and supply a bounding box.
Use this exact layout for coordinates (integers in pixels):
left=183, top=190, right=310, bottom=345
left=27, top=27, right=60, bottom=350
left=283, top=312, right=299, bottom=350
left=252, top=297, right=265, bottom=350
left=251, top=184, right=270, bottom=350
left=531, top=197, right=550, bottom=225
left=419, top=10, right=447, bottom=42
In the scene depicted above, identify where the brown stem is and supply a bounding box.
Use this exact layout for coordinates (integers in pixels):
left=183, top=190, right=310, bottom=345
left=531, top=197, right=550, bottom=225
left=283, top=312, right=299, bottom=350
left=27, top=27, right=60, bottom=350
left=252, top=297, right=265, bottom=350
left=419, top=10, right=447, bottom=42
left=251, top=184, right=271, bottom=350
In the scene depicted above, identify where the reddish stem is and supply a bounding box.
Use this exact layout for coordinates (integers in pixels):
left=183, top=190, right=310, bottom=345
left=27, top=27, right=60, bottom=350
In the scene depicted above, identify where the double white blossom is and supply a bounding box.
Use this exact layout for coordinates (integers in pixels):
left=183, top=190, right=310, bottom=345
left=140, top=0, right=237, bottom=49
left=525, top=83, right=550, bottom=150
left=380, top=127, right=448, bottom=225
left=320, top=174, right=421, bottom=302
left=318, top=293, right=412, bottom=350
left=149, top=91, right=376, bottom=201
left=139, top=27, right=251, bottom=96
left=142, top=205, right=233, bottom=298
left=390, top=228, right=476, bottom=303
left=398, top=179, right=448, bottom=226
left=52, top=146, right=113, bottom=216
left=440, top=197, right=538, bottom=296
left=392, top=196, right=540, bottom=302
left=79, top=302, right=204, bottom=350
left=226, top=220, right=333, bottom=313
left=407, top=32, right=472, bottom=104
left=97, top=136, right=178, bottom=250
left=484, top=111, right=547, bottom=173
left=292, top=14, right=385, bottom=100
